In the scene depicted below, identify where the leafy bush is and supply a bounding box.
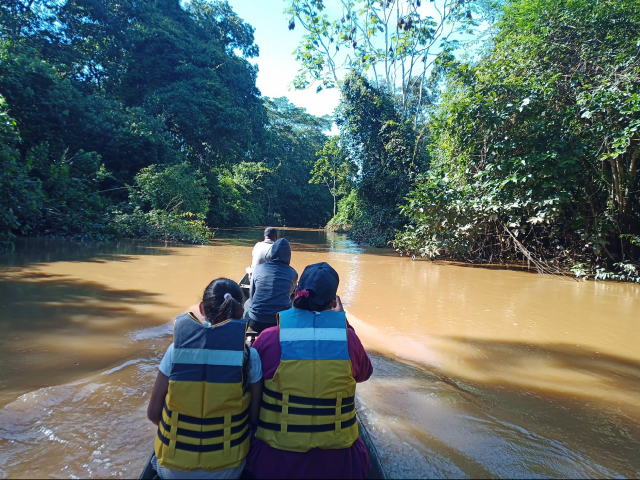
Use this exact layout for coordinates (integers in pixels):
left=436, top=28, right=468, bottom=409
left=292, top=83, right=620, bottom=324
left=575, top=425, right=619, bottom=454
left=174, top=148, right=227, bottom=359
left=208, top=162, right=271, bottom=227
left=29, top=147, right=114, bottom=240
left=395, top=0, right=640, bottom=279
left=327, top=190, right=362, bottom=232
left=112, top=208, right=213, bottom=245
left=0, top=100, right=42, bottom=247
left=130, top=162, right=210, bottom=216
left=595, top=264, right=640, bottom=284
left=114, top=162, right=214, bottom=244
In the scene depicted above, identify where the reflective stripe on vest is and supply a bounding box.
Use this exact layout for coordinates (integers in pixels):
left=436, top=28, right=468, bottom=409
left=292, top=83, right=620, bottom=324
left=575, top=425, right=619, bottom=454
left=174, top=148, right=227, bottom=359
left=255, top=308, right=359, bottom=452
left=155, top=314, right=251, bottom=473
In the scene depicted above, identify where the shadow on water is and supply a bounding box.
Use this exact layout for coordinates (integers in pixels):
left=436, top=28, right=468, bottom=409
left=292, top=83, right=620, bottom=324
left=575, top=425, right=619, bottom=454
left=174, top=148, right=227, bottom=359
left=0, top=268, right=170, bottom=406
left=0, top=272, right=164, bottom=325
left=0, top=237, right=193, bottom=269
left=420, top=336, right=640, bottom=421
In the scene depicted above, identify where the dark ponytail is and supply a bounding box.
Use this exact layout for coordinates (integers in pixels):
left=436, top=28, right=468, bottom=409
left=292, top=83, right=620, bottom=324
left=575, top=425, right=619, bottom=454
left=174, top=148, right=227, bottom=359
left=293, top=289, right=334, bottom=312
left=202, top=278, right=244, bottom=325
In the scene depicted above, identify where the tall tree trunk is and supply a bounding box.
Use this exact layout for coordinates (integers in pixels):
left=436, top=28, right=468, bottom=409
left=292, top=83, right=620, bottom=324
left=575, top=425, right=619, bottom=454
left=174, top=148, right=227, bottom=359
left=333, top=174, right=337, bottom=217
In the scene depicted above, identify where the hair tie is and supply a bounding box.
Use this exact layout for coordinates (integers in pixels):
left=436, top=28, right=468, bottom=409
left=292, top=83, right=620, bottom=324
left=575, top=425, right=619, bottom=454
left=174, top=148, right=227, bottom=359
left=295, top=289, right=310, bottom=300
left=224, top=293, right=232, bottom=301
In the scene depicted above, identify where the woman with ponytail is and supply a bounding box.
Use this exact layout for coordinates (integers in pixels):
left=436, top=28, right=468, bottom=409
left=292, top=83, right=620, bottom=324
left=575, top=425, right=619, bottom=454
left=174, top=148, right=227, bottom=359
left=147, top=278, right=263, bottom=479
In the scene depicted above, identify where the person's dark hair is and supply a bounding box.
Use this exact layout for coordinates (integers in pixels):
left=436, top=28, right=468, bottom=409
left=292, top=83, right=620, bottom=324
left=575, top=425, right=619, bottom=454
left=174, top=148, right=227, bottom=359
left=264, top=227, right=278, bottom=241
left=202, top=278, right=244, bottom=325
left=293, top=289, right=334, bottom=312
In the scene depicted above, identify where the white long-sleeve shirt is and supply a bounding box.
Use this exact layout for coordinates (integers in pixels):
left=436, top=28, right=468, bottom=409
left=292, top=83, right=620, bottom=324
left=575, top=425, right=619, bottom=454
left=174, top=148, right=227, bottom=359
left=250, top=239, right=275, bottom=268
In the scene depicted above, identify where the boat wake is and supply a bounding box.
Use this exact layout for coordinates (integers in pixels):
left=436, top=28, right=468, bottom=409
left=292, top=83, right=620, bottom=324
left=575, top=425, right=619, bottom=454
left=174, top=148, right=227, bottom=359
left=0, top=356, right=162, bottom=479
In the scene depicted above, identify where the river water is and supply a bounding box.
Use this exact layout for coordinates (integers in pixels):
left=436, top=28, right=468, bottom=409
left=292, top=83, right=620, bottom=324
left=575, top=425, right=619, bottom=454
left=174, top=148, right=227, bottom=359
left=0, top=229, right=639, bottom=478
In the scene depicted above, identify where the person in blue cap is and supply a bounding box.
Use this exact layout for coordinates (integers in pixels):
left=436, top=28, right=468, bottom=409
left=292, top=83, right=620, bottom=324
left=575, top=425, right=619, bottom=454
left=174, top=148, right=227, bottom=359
left=246, top=262, right=373, bottom=479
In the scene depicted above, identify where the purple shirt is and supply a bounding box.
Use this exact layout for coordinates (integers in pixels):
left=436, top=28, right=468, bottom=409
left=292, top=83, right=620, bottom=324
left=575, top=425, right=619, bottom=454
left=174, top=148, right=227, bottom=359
left=247, top=322, right=374, bottom=479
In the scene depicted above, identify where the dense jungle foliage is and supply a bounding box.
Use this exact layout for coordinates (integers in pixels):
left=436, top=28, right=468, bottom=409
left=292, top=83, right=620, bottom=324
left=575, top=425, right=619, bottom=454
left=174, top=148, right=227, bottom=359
left=292, top=0, right=639, bottom=281
left=286, top=0, right=501, bottom=246
left=0, top=0, right=333, bottom=247
left=393, top=0, right=640, bottom=281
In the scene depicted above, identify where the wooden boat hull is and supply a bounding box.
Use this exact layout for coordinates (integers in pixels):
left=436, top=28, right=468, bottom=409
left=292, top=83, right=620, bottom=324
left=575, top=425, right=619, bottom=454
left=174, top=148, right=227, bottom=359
left=239, top=273, right=250, bottom=304
left=139, top=416, right=386, bottom=479
left=138, top=451, right=156, bottom=480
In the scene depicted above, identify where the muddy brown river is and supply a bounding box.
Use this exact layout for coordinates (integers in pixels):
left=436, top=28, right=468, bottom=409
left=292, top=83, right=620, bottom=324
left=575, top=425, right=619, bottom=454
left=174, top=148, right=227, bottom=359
left=0, top=229, right=639, bottom=478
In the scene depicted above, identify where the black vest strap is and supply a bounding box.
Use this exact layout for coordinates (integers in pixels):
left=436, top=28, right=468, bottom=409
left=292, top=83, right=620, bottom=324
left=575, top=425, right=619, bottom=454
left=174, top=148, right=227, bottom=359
left=163, top=402, right=248, bottom=426
left=157, top=427, right=250, bottom=453
left=160, top=416, right=249, bottom=440
left=261, top=399, right=355, bottom=417
left=258, top=416, right=357, bottom=434
left=263, top=386, right=355, bottom=407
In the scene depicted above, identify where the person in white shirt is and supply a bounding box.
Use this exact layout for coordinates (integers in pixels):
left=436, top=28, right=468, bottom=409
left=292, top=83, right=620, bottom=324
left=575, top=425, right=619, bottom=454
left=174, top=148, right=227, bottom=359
left=247, top=227, right=278, bottom=276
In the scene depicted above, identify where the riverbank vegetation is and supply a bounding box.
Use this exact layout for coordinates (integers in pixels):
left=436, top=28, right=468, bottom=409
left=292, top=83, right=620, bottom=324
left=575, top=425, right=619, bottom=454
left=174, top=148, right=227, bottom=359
left=0, top=0, right=334, bottom=247
left=2, top=0, right=639, bottom=282
left=288, top=0, right=640, bottom=282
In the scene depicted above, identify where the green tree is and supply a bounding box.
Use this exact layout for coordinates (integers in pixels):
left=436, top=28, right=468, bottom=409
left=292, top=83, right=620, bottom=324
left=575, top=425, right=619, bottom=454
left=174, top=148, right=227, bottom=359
left=395, top=0, right=640, bottom=280
left=310, top=136, right=354, bottom=217
left=114, top=162, right=213, bottom=244
left=208, top=161, right=272, bottom=227
left=129, top=162, right=211, bottom=216
left=0, top=0, right=265, bottom=174
left=0, top=0, right=274, bottom=245
left=283, top=0, right=501, bottom=120
left=116, top=0, right=266, bottom=165
left=260, top=97, right=334, bottom=227
left=29, top=147, right=113, bottom=239
left=337, top=72, right=429, bottom=245
left=0, top=0, right=344, bottom=245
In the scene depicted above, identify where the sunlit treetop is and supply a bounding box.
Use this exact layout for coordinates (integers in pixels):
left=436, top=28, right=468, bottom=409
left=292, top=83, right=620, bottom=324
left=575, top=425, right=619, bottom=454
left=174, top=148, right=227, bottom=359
left=283, top=0, right=503, bottom=119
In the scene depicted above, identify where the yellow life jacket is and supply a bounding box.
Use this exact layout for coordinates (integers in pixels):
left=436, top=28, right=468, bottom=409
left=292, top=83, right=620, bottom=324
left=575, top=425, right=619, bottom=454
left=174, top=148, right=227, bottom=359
left=155, top=313, right=251, bottom=472
left=255, top=308, right=358, bottom=452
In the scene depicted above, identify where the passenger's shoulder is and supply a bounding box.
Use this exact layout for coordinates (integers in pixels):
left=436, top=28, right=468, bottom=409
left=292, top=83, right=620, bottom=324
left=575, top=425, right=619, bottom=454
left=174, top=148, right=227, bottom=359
left=346, top=323, right=363, bottom=344
left=253, top=326, right=279, bottom=349
left=247, top=346, right=262, bottom=361
left=262, top=326, right=280, bottom=337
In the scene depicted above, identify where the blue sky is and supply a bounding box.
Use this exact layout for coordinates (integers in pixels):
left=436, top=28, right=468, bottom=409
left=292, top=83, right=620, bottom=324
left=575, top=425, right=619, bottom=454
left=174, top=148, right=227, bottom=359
left=224, top=1, right=486, bottom=122
left=227, top=0, right=341, bottom=119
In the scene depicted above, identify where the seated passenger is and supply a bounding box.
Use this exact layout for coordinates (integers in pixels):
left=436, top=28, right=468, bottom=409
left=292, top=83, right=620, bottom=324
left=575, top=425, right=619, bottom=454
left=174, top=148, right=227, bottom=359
left=246, top=227, right=278, bottom=277
left=146, top=278, right=263, bottom=480
left=247, top=262, right=373, bottom=479
left=245, top=238, right=298, bottom=334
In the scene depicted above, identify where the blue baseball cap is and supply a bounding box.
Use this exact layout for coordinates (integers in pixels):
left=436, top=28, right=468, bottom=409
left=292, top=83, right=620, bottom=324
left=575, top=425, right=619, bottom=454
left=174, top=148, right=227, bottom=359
left=297, top=262, right=339, bottom=308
